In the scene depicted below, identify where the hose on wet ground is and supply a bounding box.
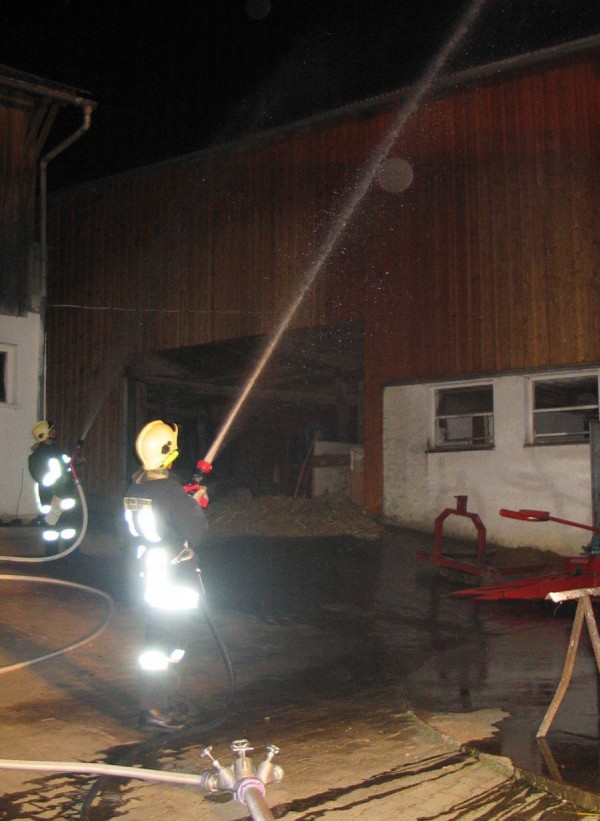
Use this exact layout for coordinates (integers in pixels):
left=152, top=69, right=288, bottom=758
left=0, top=570, right=240, bottom=818
left=77, top=577, right=238, bottom=820
left=0, top=575, right=113, bottom=674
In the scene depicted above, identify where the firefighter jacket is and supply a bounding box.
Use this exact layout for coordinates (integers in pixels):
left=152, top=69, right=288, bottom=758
left=124, top=469, right=208, bottom=612
left=28, top=442, right=73, bottom=506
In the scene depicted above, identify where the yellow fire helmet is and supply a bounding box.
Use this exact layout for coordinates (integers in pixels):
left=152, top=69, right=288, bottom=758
left=135, top=420, right=179, bottom=470
left=32, top=420, right=54, bottom=443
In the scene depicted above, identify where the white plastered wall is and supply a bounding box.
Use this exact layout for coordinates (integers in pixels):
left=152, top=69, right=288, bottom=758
left=383, top=374, right=593, bottom=554
left=0, top=313, right=42, bottom=519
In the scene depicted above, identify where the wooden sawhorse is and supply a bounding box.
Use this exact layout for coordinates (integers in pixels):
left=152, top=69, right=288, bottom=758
left=537, top=586, right=600, bottom=738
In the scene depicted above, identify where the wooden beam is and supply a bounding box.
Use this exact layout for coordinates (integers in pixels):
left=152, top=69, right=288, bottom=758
left=137, top=374, right=361, bottom=405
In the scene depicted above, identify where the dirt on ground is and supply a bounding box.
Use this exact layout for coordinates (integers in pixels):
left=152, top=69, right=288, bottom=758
left=205, top=490, right=385, bottom=541
left=204, top=490, right=564, bottom=567
left=489, top=543, right=563, bottom=569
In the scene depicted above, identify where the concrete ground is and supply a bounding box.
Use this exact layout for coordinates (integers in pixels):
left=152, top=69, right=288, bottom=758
left=0, top=518, right=597, bottom=820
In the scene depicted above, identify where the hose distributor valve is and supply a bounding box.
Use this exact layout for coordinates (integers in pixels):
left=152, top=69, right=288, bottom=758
left=200, top=739, right=283, bottom=817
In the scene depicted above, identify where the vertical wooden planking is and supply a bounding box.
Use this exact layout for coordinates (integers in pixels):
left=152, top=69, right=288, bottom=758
left=45, top=50, right=600, bottom=504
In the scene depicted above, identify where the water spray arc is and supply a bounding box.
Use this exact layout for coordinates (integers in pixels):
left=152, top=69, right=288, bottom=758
left=202, top=0, right=489, bottom=468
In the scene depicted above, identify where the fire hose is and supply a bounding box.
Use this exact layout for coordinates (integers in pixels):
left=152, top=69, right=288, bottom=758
left=0, top=571, right=277, bottom=820
left=0, top=738, right=283, bottom=821
left=0, top=576, right=113, bottom=674
left=0, top=526, right=254, bottom=819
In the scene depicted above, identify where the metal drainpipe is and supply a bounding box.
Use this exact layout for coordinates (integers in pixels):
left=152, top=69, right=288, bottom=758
left=37, top=103, right=94, bottom=417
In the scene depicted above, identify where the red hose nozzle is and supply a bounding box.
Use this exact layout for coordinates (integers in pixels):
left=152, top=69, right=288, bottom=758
left=196, top=460, right=213, bottom=474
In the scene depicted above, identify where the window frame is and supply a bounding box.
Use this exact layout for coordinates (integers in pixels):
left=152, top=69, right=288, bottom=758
left=430, top=380, right=495, bottom=452
left=0, top=343, right=17, bottom=406
left=527, top=370, right=599, bottom=446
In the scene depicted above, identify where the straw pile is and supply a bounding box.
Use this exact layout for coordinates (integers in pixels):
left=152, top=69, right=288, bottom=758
left=206, top=491, right=384, bottom=540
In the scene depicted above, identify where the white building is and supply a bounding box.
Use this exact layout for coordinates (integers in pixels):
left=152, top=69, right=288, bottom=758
left=0, top=66, right=94, bottom=521
left=384, top=369, right=598, bottom=554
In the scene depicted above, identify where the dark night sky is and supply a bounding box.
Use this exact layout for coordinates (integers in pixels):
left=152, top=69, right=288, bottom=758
left=2, top=0, right=600, bottom=189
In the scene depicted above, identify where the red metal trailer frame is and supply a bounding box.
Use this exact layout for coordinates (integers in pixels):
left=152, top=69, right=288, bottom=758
left=453, top=508, right=600, bottom=600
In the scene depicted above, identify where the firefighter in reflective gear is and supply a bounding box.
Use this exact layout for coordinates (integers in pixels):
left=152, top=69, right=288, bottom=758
left=124, top=420, right=209, bottom=732
left=28, top=421, right=79, bottom=553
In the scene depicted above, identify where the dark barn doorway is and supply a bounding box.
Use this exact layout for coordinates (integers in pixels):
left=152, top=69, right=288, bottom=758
left=124, top=323, right=364, bottom=500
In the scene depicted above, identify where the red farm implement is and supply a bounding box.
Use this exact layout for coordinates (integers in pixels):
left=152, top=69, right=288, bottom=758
left=417, top=496, right=552, bottom=582
left=453, top=508, right=600, bottom=601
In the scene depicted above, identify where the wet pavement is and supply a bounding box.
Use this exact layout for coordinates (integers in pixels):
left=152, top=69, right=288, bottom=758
left=0, top=520, right=599, bottom=818
left=200, top=529, right=600, bottom=796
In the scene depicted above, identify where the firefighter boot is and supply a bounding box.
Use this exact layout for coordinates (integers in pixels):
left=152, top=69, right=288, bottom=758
left=139, top=708, right=186, bottom=732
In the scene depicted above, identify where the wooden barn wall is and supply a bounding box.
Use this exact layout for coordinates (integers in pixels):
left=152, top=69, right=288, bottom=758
left=359, top=55, right=600, bottom=510
left=0, top=91, right=39, bottom=314
left=46, top=51, right=600, bottom=512
left=45, top=116, right=370, bottom=500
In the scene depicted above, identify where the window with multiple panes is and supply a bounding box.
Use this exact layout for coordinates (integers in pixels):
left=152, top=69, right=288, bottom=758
left=530, top=373, right=599, bottom=444
left=433, top=384, right=494, bottom=449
